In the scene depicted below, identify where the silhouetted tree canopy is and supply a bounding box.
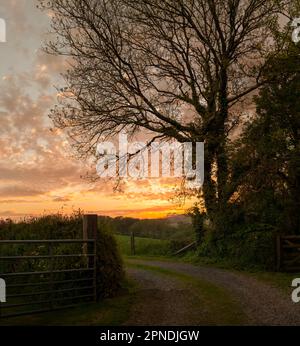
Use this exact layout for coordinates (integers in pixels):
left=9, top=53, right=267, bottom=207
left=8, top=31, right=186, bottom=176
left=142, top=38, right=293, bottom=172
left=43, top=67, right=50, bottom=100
left=39, top=0, right=295, bottom=219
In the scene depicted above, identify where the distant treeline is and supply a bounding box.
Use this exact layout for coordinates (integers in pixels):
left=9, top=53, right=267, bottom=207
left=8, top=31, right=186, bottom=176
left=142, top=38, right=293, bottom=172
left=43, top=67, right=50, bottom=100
left=97, top=215, right=194, bottom=242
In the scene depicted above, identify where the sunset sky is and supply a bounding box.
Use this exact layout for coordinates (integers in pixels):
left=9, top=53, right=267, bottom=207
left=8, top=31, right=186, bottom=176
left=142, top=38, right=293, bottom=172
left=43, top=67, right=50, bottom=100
left=0, top=0, right=194, bottom=220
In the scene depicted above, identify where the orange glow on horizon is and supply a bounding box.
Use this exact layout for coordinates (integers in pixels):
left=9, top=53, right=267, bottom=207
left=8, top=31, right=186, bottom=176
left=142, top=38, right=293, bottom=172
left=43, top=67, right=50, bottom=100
left=0, top=183, right=195, bottom=220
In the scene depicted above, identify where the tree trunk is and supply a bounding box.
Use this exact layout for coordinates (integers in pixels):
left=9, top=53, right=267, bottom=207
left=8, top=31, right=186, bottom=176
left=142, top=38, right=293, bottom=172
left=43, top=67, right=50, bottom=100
left=202, top=143, right=217, bottom=216
left=216, top=67, right=229, bottom=207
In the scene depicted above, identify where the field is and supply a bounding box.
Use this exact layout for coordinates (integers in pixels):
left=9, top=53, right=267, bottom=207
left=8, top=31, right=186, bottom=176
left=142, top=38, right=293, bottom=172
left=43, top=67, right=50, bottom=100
left=115, top=234, right=173, bottom=257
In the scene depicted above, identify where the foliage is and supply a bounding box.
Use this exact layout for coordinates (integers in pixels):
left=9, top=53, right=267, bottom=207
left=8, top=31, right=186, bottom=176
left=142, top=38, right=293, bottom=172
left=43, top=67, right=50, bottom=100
left=196, top=225, right=276, bottom=270
left=96, top=229, right=125, bottom=297
left=0, top=212, right=124, bottom=298
left=187, top=205, right=205, bottom=243
left=38, top=0, right=293, bottom=217
left=98, top=215, right=195, bottom=242
left=189, top=43, right=300, bottom=269
left=116, top=234, right=173, bottom=257
left=232, top=43, right=300, bottom=235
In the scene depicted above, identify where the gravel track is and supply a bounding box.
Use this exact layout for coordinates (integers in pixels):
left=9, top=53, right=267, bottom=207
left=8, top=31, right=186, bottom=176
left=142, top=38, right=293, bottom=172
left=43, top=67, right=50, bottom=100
left=124, top=267, right=205, bottom=325
left=125, top=259, right=300, bottom=326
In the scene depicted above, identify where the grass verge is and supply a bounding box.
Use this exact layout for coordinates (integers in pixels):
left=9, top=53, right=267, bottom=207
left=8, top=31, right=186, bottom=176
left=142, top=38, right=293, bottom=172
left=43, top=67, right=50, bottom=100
left=0, top=281, right=135, bottom=326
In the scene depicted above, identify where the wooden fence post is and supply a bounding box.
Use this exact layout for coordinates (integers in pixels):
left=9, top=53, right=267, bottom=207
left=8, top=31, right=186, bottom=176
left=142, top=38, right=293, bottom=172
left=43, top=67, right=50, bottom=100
left=83, top=214, right=98, bottom=301
left=131, top=231, right=136, bottom=256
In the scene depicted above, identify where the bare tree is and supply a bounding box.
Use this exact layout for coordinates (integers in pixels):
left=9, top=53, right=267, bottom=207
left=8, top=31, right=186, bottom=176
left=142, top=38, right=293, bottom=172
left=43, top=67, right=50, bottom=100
left=39, top=0, right=292, bottom=216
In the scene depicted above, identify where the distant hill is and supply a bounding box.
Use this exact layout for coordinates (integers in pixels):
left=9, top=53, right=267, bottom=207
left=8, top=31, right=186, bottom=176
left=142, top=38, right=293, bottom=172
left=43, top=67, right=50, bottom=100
left=165, top=214, right=192, bottom=226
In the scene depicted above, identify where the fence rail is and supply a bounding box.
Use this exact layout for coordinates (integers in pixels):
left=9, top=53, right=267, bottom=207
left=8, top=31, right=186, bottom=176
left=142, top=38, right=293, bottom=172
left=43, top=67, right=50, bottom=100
left=0, top=214, right=99, bottom=319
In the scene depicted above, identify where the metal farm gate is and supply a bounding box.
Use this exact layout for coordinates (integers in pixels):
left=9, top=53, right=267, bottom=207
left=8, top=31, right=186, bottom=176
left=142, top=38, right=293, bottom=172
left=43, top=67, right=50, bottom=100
left=0, top=214, right=98, bottom=319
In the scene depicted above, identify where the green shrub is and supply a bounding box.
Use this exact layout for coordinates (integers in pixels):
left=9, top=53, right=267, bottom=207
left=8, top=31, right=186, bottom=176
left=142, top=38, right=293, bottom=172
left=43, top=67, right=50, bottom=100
left=96, top=229, right=125, bottom=298
left=0, top=213, right=124, bottom=299
left=197, top=225, right=276, bottom=270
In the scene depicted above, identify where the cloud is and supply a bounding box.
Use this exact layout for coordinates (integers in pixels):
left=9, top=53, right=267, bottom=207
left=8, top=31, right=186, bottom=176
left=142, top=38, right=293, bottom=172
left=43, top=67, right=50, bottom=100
left=0, top=210, right=33, bottom=218
left=0, top=199, right=39, bottom=204
left=52, top=196, right=71, bottom=202
left=0, top=185, right=44, bottom=197
left=0, top=1, right=191, bottom=219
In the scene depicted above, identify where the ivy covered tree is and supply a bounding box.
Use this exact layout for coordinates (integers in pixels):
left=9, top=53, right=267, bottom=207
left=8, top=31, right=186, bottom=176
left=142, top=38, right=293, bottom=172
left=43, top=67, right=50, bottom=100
left=232, top=43, right=300, bottom=234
